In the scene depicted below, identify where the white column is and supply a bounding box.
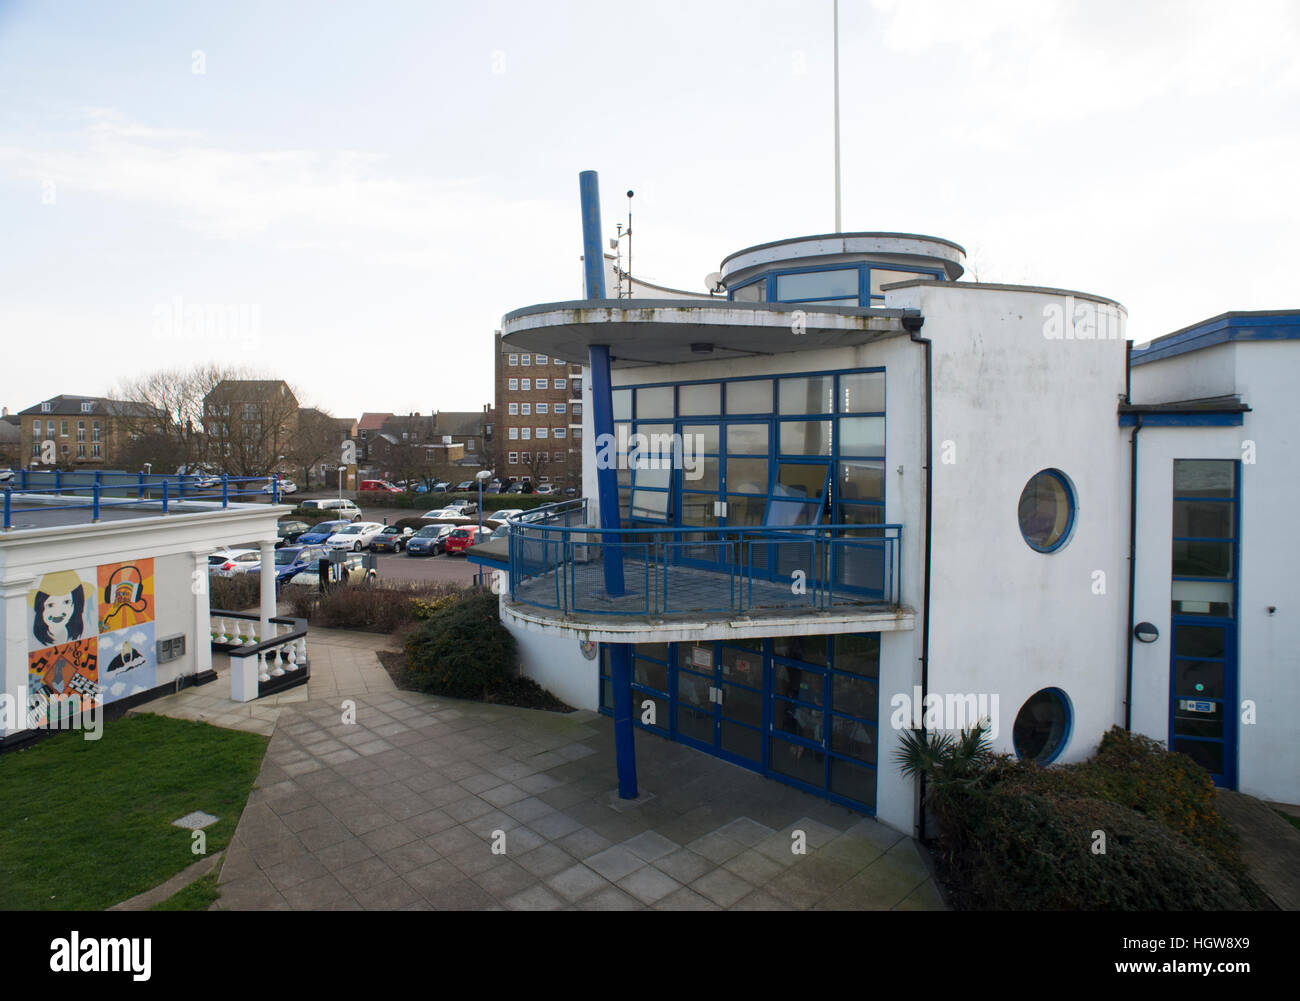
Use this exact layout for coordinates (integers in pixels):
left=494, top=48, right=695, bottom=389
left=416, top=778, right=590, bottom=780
left=1, top=576, right=36, bottom=737
left=258, top=539, right=276, bottom=644
left=192, top=552, right=212, bottom=677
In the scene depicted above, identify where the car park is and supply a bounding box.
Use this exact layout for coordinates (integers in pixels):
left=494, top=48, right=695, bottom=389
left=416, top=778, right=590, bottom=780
left=370, top=525, right=413, bottom=553
left=325, top=521, right=386, bottom=551
left=276, top=520, right=312, bottom=546
left=211, top=549, right=262, bottom=576
left=405, top=523, right=455, bottom=556
left=296, top=519, right=352, bottom=545
left=299, top=498, right=363, bottom=521
left=420, top=507, right=464, bottom=520
left=443, top=526, right=491, bottom=556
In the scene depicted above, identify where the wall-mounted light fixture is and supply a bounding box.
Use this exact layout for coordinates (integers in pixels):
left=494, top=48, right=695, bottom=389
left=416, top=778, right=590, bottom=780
left=1134, top=622, right=1159, bottom=643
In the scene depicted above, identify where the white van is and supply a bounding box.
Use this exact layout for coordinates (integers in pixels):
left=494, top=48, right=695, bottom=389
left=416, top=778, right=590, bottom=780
left=299, top=498, right=362, bottom=521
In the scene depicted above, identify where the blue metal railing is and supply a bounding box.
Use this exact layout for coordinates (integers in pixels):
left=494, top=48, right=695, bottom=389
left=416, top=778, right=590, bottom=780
left=506, top=506, right=901, bottom=617
left=3, top=472, right=287, bottom=531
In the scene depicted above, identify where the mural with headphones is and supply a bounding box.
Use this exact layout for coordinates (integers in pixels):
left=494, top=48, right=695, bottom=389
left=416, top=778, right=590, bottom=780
left=26, top=558, right=159, bottom=723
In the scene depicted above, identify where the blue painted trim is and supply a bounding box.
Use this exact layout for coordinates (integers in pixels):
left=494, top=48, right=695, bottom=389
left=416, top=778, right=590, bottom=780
left=728, top=261, right=944, bottom=307
left=1118, top=412, right=1244, bottom=427
left=1013, top=687, right=1073, bottom=764
left=1131, top=310, right=1300, bottom=365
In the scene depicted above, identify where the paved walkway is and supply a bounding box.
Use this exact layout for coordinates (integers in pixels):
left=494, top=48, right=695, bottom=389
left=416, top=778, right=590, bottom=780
left=1216, top=790, right=1300, bottom=910
left=145, top=630, right=945, bottom=911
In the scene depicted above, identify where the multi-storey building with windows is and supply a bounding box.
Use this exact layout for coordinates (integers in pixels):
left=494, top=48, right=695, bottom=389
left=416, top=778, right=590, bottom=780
left=483, top=173, right=1299, bottom=837
left=493, top=330, right=585, bottom=487
left=19, top=395, right=153, bottom=467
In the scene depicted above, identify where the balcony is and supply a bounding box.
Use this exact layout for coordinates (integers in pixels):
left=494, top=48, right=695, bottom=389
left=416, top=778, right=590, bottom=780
left=503, top=509, right=909, bottom=643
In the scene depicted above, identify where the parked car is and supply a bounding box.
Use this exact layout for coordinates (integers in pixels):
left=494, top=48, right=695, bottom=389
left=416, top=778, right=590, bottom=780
left=405, top=523, right=455, bottom=556
left=489, top=523, right=511, bottom=541
left=535, top=484, right=557, bottom=495
left=276, top=520, right=312, bottom=546
left=489, top=508, right=524, bottom=522
left=194, top=472, right=224, bottom=489
left=446, top=499, right=477, bottom=515
left=430, top=481, right=451, bottom=493
left=370, top=525, right=414, bottom=553
left=563, top=486, right=578, bottom=496
left=211, top=549, right=262, bottom=577
left=208, top=548, right=244, bottom=568
left=250, top=544, right=330, bottom=586
left=455, top=480, right=475, bottom=491
left=296, top=519, right=352, bottom=545
left=299, top=498, right=362, bottom=521
left=420, top=507, right=464, bottom=520
left=261, top=477, right=299, bottom=495
left=283, top=551, right=376, bottom=587
left=507, top=481, right=533, bottom=494
left=443, top=526, right=491, bottom=556
left=360, top=479, right=403, bottom=494
left=325, top=521, right=386, bottom=551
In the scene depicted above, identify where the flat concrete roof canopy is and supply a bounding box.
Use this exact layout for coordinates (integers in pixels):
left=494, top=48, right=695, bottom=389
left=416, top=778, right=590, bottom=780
left=501, top=299, right=913, bottom=367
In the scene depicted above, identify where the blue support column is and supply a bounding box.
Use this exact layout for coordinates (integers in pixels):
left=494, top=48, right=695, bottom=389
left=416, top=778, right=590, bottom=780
left=581, top=170, right=636, bottom=799
left=610, top=643, right=638, bottom=798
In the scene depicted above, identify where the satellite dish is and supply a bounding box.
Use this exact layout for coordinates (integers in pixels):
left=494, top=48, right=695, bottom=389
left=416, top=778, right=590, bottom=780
left=705, top=272, right=725, bottom=294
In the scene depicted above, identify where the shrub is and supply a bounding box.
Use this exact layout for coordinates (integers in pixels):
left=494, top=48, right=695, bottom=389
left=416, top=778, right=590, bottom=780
left=208, top=574, right=261, bottom=612
left=281, top=581, right=466, bottom=633
left=402, top=592, right=517, bottom=698
left=901, top=723, right=1258, bottom=910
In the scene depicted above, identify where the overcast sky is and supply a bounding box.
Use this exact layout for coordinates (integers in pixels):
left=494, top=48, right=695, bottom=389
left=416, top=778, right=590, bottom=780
left=2, top=0, right=1297, bottom=418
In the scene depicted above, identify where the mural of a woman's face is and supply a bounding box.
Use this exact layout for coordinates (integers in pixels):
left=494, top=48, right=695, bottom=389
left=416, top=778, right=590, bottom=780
left=43, top=592, right=75, bottom=635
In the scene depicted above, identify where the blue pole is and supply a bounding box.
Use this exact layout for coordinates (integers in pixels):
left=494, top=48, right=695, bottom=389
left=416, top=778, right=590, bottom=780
left=581, top=170, right=635, bottom=798
left=3, top=490, right=10, bottom=530
left=222, top=474, right=229, bottom=506
left=610, top=643, right=639, bottom=799
left=54, top=469, right=61, bottom=494
left=162, top=480, right=169, bottom=514
left=92, top=481, right=100, bottom=521
left=138, top=470, right=144, bottom=500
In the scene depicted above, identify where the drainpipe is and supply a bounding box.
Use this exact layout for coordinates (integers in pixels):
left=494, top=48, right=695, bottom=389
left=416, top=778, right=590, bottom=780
left=902, top=313, right=932, bottom=841
left=1124, top=340, right=1139, bottom=731
left=579, top=170, right=637, bottom=799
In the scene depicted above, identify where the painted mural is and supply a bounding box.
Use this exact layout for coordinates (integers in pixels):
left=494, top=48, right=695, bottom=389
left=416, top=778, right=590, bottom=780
left=98, top=624, right=157, bottom=703
left=97, top=559, right=154, bottom=633
left=26, top=557, right=160, bottom=723
left=27, top=569, right=98, bottom=648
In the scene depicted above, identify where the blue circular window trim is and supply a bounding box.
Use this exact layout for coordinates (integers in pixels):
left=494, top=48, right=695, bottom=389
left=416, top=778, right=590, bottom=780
left=1012, top=687, right=1073, bottom=764
left=1018, top=468, right=1077, bottom=553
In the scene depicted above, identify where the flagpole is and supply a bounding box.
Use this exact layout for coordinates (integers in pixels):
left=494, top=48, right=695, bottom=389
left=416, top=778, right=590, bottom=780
left=833, top=0, right=841, bottom=232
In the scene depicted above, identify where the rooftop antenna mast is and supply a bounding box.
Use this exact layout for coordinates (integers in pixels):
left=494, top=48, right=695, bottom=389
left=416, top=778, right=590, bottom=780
left=833, top=0, right=842, bottom=232
left=609, top=189, right=635, bottom=298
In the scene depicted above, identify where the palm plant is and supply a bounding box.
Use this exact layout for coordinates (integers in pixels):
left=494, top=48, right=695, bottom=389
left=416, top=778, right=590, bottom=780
left=895, top=718, right=994, bottom=789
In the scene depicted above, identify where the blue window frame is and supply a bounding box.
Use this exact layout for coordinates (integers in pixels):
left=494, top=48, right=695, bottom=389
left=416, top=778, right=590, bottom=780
left=728, top=262, right=944, bottom=307
left=599, top=634, right=880, bottom=813
left=1168, top=459, right=1239, bottom=787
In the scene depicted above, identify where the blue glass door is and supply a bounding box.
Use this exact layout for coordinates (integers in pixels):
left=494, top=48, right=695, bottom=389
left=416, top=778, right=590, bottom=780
left=1169, top=618, right=1237, bottom=787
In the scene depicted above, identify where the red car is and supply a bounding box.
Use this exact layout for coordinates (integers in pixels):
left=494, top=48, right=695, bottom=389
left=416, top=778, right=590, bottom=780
left=442, top=526, right=491, bottom=556
left=360, top=479, right=402, bottom=494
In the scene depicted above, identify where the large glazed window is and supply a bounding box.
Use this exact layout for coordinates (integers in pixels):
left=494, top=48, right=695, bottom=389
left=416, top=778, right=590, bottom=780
left=1017, top=469, right=1075, bottom=553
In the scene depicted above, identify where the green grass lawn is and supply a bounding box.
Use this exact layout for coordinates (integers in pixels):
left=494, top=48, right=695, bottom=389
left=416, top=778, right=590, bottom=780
left=151, top=870, right=222, bottom=911
left=0, top=713, right=267, bottom=910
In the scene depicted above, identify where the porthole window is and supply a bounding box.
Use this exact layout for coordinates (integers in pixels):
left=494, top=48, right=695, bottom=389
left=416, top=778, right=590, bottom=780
left=1012, top=688, right=1072, bottom=763
left=1018, top=469, right=1075, bottom=552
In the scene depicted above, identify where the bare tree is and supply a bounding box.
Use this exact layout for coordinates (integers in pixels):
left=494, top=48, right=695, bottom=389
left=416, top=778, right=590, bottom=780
left=292, top=408, right=344, bottom=489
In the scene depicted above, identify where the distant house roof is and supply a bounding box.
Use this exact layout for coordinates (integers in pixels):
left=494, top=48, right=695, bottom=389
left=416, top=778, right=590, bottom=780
left=204, top=379, right=297, bottom=406
left=19, top=394, right=156, bottom=418
left=435, top=411, right=484, bottom=437
left=358, top=412, right=395, bottom=432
